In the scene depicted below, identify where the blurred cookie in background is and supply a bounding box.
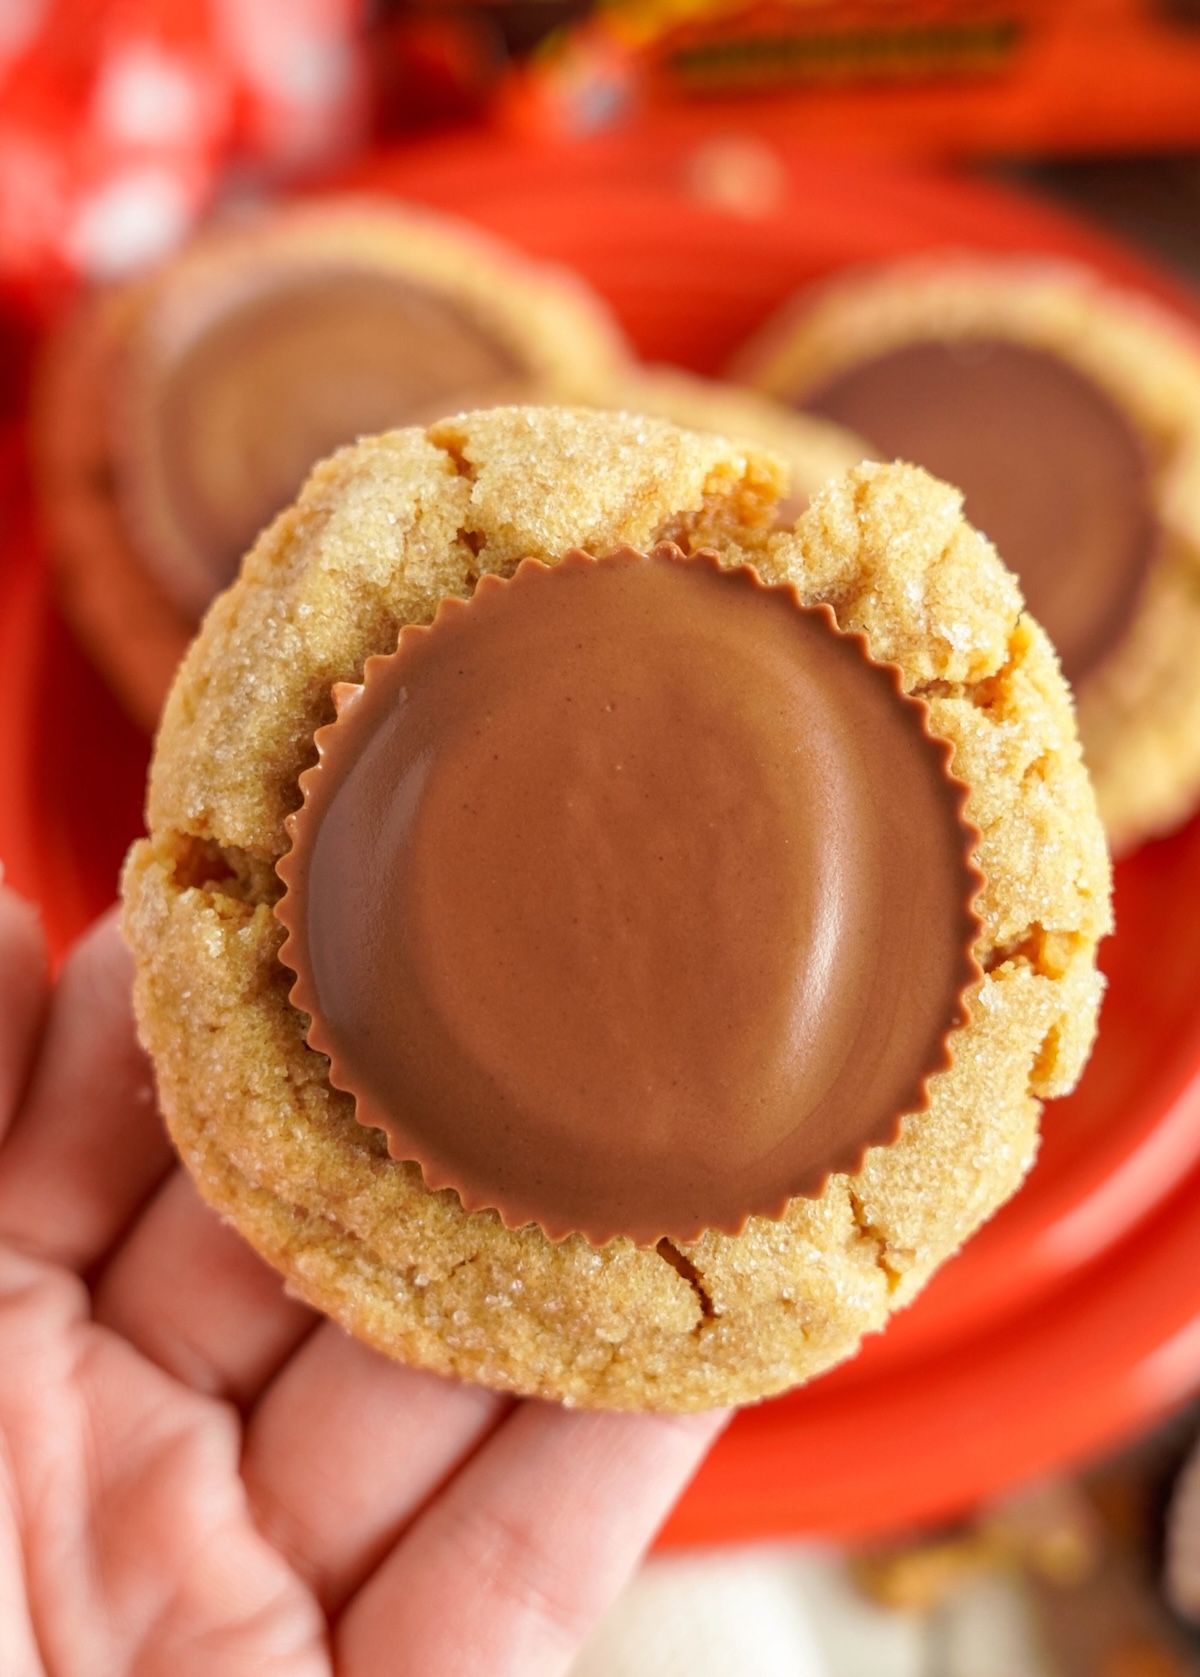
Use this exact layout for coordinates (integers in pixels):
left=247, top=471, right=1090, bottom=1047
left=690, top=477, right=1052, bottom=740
left=33, top=197, right=631, bottom=731
left=602, top=365, right=868, bottom=524
left=732, top=257, right=1200, bottom=854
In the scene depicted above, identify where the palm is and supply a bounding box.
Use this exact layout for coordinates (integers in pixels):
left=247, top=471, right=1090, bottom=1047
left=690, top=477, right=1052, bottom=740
left=0, top=891, right=722, bottom=1676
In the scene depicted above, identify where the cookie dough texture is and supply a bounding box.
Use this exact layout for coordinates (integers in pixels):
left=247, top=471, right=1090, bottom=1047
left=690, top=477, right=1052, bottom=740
left=598, top=365, right=868, bottom=521
left=734, top=257, right=1200, bottom=854
left=122, top=406, right=1111, bottom=1412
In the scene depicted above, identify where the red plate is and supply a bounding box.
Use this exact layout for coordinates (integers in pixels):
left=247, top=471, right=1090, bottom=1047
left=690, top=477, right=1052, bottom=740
left=4, top=123, right=1200, bottom=1540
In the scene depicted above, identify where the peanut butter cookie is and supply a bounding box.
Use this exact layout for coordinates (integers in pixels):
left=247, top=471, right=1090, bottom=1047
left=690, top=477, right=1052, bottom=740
left=733, top=256, right=1200, bottom=854
left=600, top=365, right=867, bottom=522
left=34, top=200, right=630, bottom=731
left=122, top=406, right=1110, bottom=1411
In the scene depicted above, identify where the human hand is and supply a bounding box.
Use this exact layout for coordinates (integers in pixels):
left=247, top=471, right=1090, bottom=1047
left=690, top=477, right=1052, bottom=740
left=0, top=886, right=725, bottom=1676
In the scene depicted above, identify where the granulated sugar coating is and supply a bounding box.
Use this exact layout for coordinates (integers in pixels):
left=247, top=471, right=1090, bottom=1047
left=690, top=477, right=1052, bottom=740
left=122, top=407, right=1111, bottom=1411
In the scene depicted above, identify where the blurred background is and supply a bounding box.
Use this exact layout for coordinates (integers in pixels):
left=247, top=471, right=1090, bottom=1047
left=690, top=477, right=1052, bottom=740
left=8, top=3, right=1200, bottom=1672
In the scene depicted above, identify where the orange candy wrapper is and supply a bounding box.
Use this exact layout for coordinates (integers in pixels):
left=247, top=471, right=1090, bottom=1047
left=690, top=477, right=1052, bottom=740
left=502, top=0, right=1200, bottom=156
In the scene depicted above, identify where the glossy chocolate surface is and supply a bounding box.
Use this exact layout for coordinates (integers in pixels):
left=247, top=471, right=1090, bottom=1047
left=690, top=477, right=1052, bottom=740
left=277, top=545, right=979, bottom=1246
left=804, top=338, right=1158, bottom=685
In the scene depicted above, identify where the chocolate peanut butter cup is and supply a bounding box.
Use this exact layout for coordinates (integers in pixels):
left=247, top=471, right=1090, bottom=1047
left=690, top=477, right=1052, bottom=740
left=122, top=264, right=533, bottom=620
left=276, top=542, right=982, bottom=1248
left=800, top=339, right=1157, bottom=687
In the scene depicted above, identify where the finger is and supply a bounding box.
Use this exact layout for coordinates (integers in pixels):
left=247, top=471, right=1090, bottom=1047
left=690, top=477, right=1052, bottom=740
left=0, top=886, right=49, bottom=1145
left=92, top=1169, right=317, bottom=1405
left=336, top=1401, right=728, bottom=1677
left=0, top=908, right=174, bottom=1270
left=243, top=1324, right=505, bottom=1613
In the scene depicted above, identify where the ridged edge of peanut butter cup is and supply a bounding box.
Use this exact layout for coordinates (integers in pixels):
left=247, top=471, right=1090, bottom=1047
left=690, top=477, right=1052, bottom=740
left=276, top=542, right=983, bottom=1248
